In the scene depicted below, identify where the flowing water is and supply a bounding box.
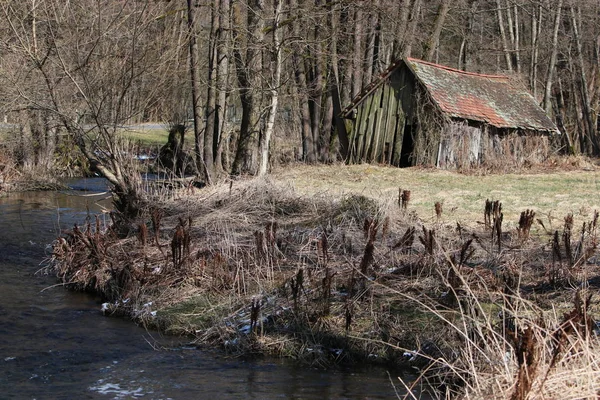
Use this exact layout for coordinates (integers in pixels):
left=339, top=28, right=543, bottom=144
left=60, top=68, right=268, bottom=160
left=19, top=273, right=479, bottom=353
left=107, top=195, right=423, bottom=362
left=0, top=179, right=421, bottom=399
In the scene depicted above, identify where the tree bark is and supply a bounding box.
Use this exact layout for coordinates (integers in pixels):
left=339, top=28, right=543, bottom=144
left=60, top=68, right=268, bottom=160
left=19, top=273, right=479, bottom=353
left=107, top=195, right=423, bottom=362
left=511, top=3, right=521, bottom=74
left=496, top=0, right=513, bottom=72
left=351, top=5, right=364, bottom=98
left=543, top=0, right=562, bottom=114
left=328, top=0, right=349, bottom=160
left=458, top=0, right=477, bottom=71
left=310, top=32, right=324, bottom=160
left=570, top=3, right=598, bottom=155
left=290, top=0, right=316, bottom=162
left=403, top=0, right=422, bottom=58
left=204, top=1, right=218, bottom=178
left=187, top=0, right=210, bottom=183
left=529, top=4, right=542, bottom=98
left=363, top=0, right=380, bottom=85
left=258, top=0, right=283, bottom=176
left=424, top=0, right=450, bottom=62
left=214, top=0, right=231, bottom=175
left=392, top=0, right=412, bottom=59
left=231, top=0, right=265, bottom=175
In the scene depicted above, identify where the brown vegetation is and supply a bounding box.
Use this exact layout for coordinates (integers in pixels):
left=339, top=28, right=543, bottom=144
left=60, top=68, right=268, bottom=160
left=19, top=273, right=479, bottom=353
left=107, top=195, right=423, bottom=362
left=47, top=170, right=600, bottom=399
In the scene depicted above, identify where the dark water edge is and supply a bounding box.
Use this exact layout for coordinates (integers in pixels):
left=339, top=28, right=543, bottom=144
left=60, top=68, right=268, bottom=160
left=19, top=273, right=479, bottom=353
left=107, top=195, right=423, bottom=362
left=0, top=180, right=428, bottom=400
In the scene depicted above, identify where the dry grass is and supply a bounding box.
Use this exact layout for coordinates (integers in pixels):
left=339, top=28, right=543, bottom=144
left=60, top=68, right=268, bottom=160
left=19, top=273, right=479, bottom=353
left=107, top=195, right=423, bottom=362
left=273, top=162, right=600, bottom=232
left=47, top=163, right=600, bottom=399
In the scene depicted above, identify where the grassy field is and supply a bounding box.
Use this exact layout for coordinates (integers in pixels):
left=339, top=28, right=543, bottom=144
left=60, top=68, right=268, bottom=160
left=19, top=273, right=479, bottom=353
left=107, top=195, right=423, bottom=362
left=119, top=123, right=171, bottom=147
left=273, top=163, right=600, bottom=233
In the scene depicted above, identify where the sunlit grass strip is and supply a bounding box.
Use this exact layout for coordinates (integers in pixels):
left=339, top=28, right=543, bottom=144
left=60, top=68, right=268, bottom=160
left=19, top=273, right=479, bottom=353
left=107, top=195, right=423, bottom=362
left=273, top=163, right=600, bottom=232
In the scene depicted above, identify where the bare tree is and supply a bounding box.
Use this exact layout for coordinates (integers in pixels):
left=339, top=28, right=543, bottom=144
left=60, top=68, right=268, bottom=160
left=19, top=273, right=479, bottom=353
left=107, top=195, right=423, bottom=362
left=258, top=0, right=283, bottom=176
left=0, top=0, right=182, bottom=215
left=569, top=2, right=598, bottom=155
left=231, top=0, right=266, bottom=175
left=214, top=0, right=232, bottom=174
left=424, top=0, right=451, bottom=62
left=187, top=0, right=210, bottom=183
left=496, top=0, right=513, bottom=72
left=543, top=0, right=562, bottom=113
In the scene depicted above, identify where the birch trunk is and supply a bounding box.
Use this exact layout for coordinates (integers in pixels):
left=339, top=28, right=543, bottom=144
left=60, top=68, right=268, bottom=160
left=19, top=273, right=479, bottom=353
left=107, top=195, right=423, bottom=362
left=543, top=0, right=562, bottom=114
left=496, top=0, right=513, bottom=72
left=258, top=0, right=283, bottom=176
left=529, top=4, right=542, bottom=98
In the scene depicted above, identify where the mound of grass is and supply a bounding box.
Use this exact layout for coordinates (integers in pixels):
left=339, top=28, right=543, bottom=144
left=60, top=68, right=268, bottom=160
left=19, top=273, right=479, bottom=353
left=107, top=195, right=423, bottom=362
left=48, top=165, right=600, bottom=399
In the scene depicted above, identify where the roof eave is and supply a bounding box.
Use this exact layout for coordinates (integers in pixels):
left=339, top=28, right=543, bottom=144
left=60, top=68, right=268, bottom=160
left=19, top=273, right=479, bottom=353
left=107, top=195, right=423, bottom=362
left=448, top=115, right=559, bottom=133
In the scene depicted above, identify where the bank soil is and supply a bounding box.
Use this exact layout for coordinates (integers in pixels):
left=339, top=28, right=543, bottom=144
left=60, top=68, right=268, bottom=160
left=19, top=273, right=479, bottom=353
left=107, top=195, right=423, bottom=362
left=49, top=169, right=600, bottom=399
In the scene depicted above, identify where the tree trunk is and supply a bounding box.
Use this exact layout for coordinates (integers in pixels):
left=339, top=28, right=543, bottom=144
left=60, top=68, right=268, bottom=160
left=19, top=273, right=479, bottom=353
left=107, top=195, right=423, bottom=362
left=258, top=0, right=283, bottom=176
left=290, top=0, right=316, bottom=162
left=187, top=0, right=210, bottom=183
left=320, top=78, right=334, bottom=163
left=214, top=0, right=231, bottom=175
left=204, top=1, right=218, bottom=178
left=403, top=0, right=422, bottom=58
left=424, top=0, right=450, bottom=62
left=231, top=0, right=265, bottom=175
left=351, top=5, right=364, bottom=98
left=543, top=0, right=562, bottom=114
left=458, top=0, right=477, bottom=71
left=392, top=0, right=412, bottom=59
left=496, top=0, right=513, bottom=72
left=328, top=0, right=349, bottom=160
left=511, top=3, right=521, bottom=74
left=295, top=64, right=315, bottom=162
left=18, top=111, right=34, bottom=171
left=363, top=0, right=380, bottom=85
left=570, top=3, right=598, bottom=155
left=310, top=36, right=324, bottom=160
left=529, top=4, right=542, bottom=98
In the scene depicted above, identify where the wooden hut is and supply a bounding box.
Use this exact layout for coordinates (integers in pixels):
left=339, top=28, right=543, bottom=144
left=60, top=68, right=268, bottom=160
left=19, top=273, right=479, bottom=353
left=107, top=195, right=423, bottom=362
left=342, top=58, right=559, bottom=168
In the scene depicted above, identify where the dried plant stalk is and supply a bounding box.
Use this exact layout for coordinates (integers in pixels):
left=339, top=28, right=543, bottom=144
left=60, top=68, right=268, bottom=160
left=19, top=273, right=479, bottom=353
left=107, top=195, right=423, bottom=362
left=435, top=201, right=443, bottom=220
left=517, top=209, right=535, bottom=241
left=137, top=223, right=148, bottom=247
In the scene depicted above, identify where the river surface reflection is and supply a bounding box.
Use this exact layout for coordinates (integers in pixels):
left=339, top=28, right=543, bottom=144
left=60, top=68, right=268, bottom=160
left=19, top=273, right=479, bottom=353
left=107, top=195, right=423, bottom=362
left=0, top=179, right=422, bottom=399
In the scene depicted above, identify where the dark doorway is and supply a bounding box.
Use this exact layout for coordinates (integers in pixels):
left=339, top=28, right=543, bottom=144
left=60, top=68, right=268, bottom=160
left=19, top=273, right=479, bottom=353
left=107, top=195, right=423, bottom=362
left=399, top=123, right=415, bottom=167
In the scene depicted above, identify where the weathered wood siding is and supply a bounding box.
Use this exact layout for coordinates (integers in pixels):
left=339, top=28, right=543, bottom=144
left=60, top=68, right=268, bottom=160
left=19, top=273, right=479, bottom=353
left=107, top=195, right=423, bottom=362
left=437, top=121, right=550, bottom=169
left=347, top=65, right=417, bottom=166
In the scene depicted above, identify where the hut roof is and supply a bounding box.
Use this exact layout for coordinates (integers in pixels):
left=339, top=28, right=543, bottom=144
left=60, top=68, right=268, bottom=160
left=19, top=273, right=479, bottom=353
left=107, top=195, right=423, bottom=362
left=343, top=58, right=558, bottom=132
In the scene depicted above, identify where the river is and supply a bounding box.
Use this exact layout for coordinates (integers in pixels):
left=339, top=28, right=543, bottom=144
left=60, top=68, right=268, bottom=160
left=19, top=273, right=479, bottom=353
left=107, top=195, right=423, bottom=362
left=0, top=179, right=421, bottom=399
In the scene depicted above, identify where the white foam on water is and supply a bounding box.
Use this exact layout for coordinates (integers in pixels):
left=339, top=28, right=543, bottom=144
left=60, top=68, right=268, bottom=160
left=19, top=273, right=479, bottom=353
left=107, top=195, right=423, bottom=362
left=89, top=379, right=148, bottom=398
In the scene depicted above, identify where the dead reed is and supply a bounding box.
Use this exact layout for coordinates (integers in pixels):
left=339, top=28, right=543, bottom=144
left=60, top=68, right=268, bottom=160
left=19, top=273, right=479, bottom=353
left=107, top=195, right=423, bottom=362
left=47, top=176, right=600, bottom=399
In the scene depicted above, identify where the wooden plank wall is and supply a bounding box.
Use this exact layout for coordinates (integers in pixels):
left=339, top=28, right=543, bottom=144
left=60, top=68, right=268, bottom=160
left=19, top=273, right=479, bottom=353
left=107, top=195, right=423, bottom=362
left=348, top=80, right=406, bottom=165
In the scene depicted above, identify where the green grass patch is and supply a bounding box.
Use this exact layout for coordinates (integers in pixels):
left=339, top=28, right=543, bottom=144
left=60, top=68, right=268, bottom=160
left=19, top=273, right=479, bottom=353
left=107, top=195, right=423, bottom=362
left=119, top=125, right=169, bottom=147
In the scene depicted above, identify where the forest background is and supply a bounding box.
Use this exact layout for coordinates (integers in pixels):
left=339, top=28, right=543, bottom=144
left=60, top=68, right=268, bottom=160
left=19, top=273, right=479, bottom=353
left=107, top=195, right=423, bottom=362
left=0, top=0, right=598, bottom=206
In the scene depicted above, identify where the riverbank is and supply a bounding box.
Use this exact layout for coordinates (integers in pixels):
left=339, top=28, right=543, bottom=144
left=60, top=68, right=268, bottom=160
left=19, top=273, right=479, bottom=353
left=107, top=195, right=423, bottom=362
left=49, top=164, right=600, bottom=399
left=0, top=188, right=402, bottom=399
